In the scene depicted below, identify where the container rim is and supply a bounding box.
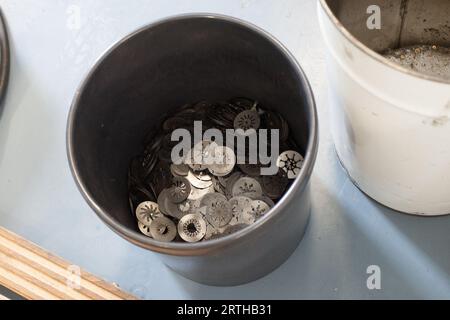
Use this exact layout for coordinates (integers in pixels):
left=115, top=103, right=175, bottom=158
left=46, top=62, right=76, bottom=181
left=319, top=0, right=450, bottom=85
left=0, top=7, right=10, bottom=107
left=66, top=13, right=319, bottom=256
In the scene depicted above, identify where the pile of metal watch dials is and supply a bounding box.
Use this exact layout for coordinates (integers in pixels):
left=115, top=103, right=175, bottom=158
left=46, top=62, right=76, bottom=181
left=128, top=98, right=304, bottom=243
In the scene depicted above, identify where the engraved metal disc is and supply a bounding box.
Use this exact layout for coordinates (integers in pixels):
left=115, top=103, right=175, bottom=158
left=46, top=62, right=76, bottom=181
left=276, top=150, right=304, bottom=179
left=231, top=177, right=263, bottom=199
left=250, top=199, right=271, bottom=218
left=205, top=199, right=232, bottom=228
left=233, top=109, right=260, bottom=131
left=184, top=141, right=213, bottom=171
left=208, top=146, right=236, bottom=177
left=164, top=196, right=187, bottom=219
left=149, top=216, right=177, bottom=242
left=228, top=196, right=254, bottom=225
left=135, top=201, right=161, bottom=226
left=167, top=177, right=191, bottom=203
left=200, top=192, right=228, bottom=210
left=184, top=148, right=207, bottom=171
left=177, top=213, right=207, bottom=243
left=137, top=221, right=152, bottom=237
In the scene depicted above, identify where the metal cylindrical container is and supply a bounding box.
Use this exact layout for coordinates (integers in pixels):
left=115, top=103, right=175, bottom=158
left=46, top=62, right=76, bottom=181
left=67, top=14, right=318, bottom=286
left=318, top=0, right=450, bottom=215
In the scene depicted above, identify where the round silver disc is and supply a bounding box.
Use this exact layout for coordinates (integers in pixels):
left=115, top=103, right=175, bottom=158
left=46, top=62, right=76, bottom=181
left=231, top=177, right=263, bottom=199
left=208, top=146, right=236, bottom=177
left=164, top=196, right=186, bottom=219
left=233, top=109, right=260, bottom=131
left=250, top=199, right=271, bottom=218
left=184, top=141, right=213, bottom=171
left=200, top=192, right=228, bottom=210
left=137, top=221, right=152, bottom=237
left=276, top=150, right=304, bottom=179
left=228, top=196, right=254, bottom=225
left=178, top=213, right=207, bottom=242
left=135, top=201, right=161, bottom=226
left=205, top=199, right=232, bottom=228
left=149, top=216, right=177, bottom=242
left=167, top=177, right=191, bottom=203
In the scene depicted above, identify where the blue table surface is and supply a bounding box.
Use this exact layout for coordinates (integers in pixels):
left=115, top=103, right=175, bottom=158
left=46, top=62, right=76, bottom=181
left=0, top=0, right=449, bottom=299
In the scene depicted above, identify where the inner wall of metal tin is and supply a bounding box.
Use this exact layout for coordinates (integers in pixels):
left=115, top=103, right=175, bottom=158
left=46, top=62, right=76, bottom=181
left=71, top=17, right=312, bottom=230
left=326, top=0, right=450, bottom=51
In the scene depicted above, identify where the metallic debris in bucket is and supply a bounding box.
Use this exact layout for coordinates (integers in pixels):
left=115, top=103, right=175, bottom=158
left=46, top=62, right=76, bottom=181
left=129, top=98, right=304, bottom=242
left=382, top=45, right=450, bottom=81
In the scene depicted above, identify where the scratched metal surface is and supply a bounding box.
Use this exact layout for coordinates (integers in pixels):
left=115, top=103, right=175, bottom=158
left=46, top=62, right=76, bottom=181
left=0, top=0, right=449, bottom=299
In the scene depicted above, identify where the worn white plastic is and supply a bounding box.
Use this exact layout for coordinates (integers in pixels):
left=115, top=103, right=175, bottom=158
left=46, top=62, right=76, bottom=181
left=318, top=1, right=450, bottom=215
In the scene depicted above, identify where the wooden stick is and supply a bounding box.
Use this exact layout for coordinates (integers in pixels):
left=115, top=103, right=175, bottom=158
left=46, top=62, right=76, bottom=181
left=0, top=227, right=137, bottom=300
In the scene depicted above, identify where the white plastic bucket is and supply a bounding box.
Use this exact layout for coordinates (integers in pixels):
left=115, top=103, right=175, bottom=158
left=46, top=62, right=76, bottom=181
left=318, top=0, right=450, bottom=215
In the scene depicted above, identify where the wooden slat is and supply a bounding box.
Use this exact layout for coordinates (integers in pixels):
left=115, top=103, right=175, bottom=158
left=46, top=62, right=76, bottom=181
left=0, top=227, right=137, bottom=300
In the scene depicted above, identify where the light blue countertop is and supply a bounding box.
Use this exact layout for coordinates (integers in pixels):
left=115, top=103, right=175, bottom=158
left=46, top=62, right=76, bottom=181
left=0, top=0, right=449, bottom=299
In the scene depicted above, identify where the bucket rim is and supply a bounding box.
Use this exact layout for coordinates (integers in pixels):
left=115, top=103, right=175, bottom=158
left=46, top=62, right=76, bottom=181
left=318, top=0, right=450, bottom=85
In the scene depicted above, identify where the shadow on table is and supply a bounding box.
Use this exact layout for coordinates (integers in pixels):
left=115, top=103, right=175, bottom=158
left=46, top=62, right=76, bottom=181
left=375, top=201, right=450, bottom=282
left=332, top=148, right=450, bottom=296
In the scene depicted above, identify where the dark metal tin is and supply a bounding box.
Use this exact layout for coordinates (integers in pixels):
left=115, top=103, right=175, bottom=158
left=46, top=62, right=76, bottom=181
left=67, top=14, right=318, bottom=286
